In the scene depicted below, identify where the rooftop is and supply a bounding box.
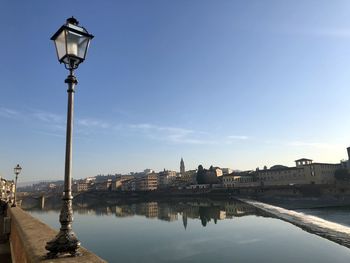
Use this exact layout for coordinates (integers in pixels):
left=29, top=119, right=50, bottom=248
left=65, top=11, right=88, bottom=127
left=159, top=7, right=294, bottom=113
left=295, top=158, right=313, bottom=162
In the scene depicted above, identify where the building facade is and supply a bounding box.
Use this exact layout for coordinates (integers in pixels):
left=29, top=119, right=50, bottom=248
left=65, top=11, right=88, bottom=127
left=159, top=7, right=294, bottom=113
left=120, top=179, right=136, bottom=192
left=0, top=177, right=14, bottom=201
left=158, top=170, right=177, bottom=188
left=257, top=159, right=340, bottom=186
left=112, top=175, right=135, bottom=191
left=136, top=173, right=158, bottom=191
left=222, top=171, right=256, bottom=188
left=94, top=179, right=112, bottom=191
left=72, top=182, right=90, bottom=192
left=223, top=158, right=342, bottom=188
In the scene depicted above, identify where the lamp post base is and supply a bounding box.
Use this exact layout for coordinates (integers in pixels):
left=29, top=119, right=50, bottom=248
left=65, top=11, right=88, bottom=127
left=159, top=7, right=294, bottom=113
left=45, top=230, right=81, bottom=258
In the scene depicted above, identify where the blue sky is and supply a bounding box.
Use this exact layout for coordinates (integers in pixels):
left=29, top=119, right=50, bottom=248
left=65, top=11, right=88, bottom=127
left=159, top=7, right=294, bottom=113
left=1, top=0, right=350, bottom=181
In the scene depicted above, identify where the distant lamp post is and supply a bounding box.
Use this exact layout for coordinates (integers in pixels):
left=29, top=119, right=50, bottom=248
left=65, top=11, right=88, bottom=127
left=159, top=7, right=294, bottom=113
left=12, top=164, right=22, bottom=207
left=46, top=17, right=94, bottom=258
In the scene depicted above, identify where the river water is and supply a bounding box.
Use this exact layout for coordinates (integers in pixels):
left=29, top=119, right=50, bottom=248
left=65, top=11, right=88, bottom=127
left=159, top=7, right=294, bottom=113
left=297, top=206, right=350, bottom=227
left=25, top=200, right=350, bottom=263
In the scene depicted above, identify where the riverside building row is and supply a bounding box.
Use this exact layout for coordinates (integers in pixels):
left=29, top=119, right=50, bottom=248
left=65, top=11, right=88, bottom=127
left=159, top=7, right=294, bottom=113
left=73, top=171, right=196, bottom=192
left=70, top=147, right=350, bottom=192
left=223, top=147, right=350, bottom=188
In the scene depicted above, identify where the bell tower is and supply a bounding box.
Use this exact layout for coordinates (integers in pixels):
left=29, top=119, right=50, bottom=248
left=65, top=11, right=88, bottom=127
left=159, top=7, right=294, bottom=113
left=180, top=158, right=185, bottom=176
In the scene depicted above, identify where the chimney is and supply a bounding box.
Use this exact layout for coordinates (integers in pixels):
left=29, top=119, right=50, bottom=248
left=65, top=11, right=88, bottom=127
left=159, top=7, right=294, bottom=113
left=347, top=147, right=350, bottom=160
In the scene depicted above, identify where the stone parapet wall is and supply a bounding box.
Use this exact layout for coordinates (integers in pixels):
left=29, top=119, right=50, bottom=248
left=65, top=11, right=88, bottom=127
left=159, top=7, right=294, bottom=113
left=8, top=206, right=106, bottom=263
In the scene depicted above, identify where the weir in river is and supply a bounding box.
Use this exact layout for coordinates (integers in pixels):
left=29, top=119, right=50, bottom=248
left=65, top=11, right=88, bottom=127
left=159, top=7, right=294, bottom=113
left=240, top=198, right=350, bottom=248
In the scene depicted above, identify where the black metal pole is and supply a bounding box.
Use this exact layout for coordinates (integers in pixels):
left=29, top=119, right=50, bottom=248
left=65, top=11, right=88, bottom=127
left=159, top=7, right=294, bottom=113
left=46, top=70, right=80, bottom=258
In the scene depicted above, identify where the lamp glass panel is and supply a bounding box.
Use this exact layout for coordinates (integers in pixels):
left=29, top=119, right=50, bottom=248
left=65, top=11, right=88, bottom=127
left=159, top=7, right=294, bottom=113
left=14, top=166, right=21, bottom=174
left=66, top=23, right=91, bottom=60
left=77, top=37, right=90, bottom=59
left=54, top=30, right=67, bottom=61
left=66, top=30, right=81, bottom=58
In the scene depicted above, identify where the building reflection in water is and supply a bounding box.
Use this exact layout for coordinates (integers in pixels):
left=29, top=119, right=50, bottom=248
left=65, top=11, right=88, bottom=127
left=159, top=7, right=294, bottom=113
left=24, top=198, right=265, bottom=230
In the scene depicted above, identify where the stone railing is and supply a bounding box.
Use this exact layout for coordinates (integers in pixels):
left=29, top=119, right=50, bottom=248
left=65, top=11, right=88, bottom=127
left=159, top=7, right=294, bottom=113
left=8, top=206, right=106, bottom=263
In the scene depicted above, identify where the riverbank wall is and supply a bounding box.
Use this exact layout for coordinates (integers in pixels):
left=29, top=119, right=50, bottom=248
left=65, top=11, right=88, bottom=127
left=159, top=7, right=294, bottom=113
left=7, top=205, right=106, bottom=262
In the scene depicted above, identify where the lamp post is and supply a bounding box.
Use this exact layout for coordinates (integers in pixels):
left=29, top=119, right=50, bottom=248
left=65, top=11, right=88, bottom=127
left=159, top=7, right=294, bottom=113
left=46, top=17, right=93, bottom=258
left=12, top=164, right=22, bottom=207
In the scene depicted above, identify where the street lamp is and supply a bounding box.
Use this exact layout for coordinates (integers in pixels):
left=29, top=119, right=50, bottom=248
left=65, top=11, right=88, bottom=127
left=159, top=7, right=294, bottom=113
left=12, top=164, right=22, bottom=207
left=45, top=17, right=93, bottom=258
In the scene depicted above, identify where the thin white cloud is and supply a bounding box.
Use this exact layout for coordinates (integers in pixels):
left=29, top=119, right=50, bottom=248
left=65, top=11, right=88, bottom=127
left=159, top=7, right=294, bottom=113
left=0, top=108, right=238, bottom=144
left=32, top=111, right=64, bottom=124
left=225, top=135, right=251, bottom=145
left=129, top=123, right=154, bottom=130
left=78, top=118, right=110, bottom=129
left=1, top=108, right=113, bottom=136
left=129, top=123, right=192, bottom=134
left=227, top=135, right=249, bottom=140
left=31, top=110, right=66, bottom=133
left=180, top=138, right=217, bottom=145
left=33, top=130, right=65, bottom=138
left=50, top=124, right=66, bottom=131
left=32, top=110, right=113, bottom=133
left=0, top=107, right=19, bottom=118
left=129, top=123, right=215, bottom=145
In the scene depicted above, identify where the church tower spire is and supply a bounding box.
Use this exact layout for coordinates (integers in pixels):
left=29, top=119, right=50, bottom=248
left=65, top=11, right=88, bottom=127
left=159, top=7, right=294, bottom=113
left=180, top=157, right=185, bottom=176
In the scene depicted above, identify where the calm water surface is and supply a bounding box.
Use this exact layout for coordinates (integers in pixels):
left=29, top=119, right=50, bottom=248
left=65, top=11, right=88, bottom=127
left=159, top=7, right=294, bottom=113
left=26, top=200, right=350, bottom=263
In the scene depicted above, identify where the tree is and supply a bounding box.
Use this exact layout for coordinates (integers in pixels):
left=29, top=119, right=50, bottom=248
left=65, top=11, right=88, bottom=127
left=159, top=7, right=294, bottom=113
left=196, top=165, right=205, bottom=184
left=335, top=168, right=350, bottom=181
